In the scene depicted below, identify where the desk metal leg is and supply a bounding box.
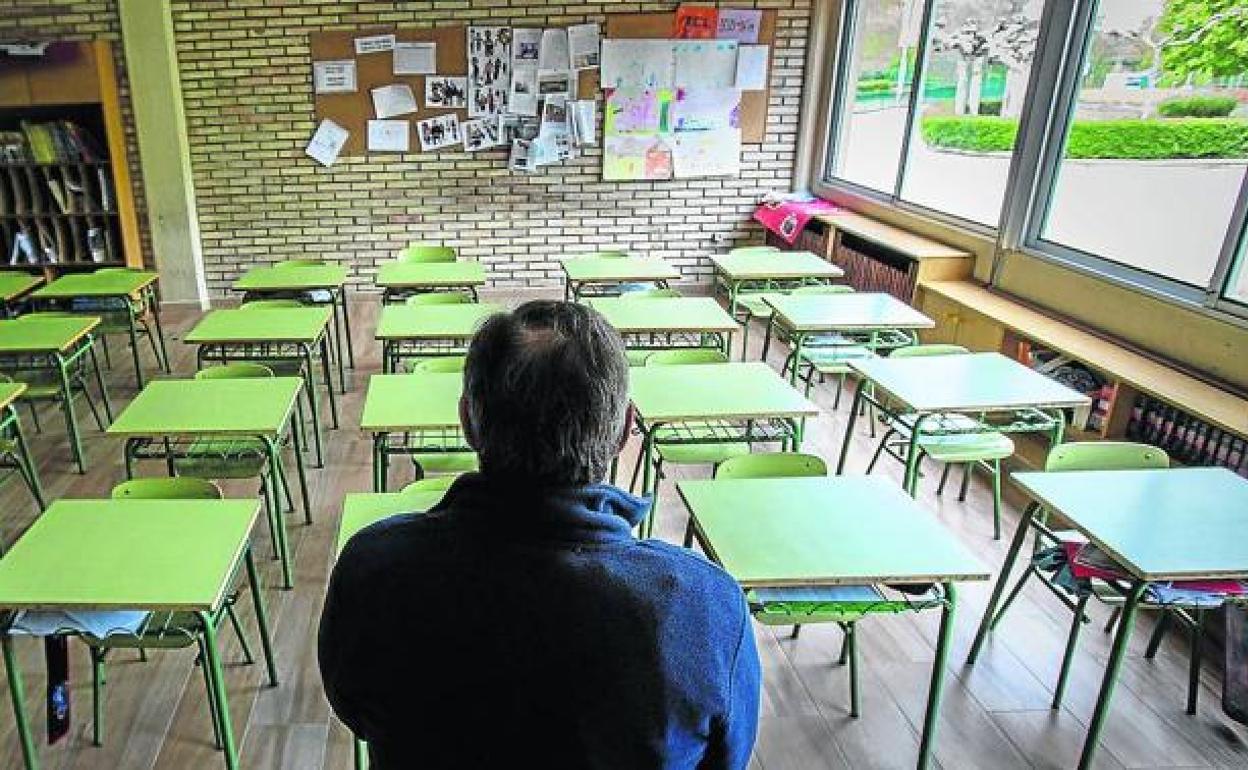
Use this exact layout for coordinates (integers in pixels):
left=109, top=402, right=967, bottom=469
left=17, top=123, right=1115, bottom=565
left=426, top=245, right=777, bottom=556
left=638, top=426, right=657, bottom=538
left=1077, top=581, right=1146, bottom=770
left=197, top=611, right=239, bottom=770
left=125, top=307, right=144, bottom=389
left=264, top=438, right=294, bottom=589
left=372, top=433, right=387, bottom=492
left=917, top=582, right=957, bottom=769
left=835, top=379, right=867, bottom=474
left=329, top=293, right=347, bottom=394
left=2, top=636, right=37, bottom=770
left=55, top=353, right=85, bottom=474
left=244, top=548, right=279, bottom=687
left=9, top=407, right=45, bottom=510
left=903, top=415, right=931, bottom=497
left=289, top=420, right=312, bottom=524
left=149, top=288, right=171, bottom=373
left=320, top=337, right=340, bottom=429
left=339, top=289, right=355, bottom=369
left=87, top=339, right=112, bottom=422
left=299, top=347, right=325, bottom=468
left=967, top=502, right=1039, bottom=664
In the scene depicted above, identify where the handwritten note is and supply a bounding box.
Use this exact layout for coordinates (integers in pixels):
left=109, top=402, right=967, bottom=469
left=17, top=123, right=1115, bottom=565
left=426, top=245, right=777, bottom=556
left=371, top=84, right=418, bottom=119
left=355, top=34, right=396, bottom=55
left=717, top=9, right=762, bottom=43
left=394, top=42, right=436, bottom=75
left=304, top=119, right=348, bottom=167
left=367, top=120, right=410, bottom=152
left=313, top=60, right=357, bottom=94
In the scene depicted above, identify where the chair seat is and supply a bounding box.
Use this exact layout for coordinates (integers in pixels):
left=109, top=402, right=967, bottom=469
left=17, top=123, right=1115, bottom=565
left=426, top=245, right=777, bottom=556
left=737, top=293, right=784, bottom=318
left=626, top=349, right=652, bottom=367
left=411, top=452, right=479, bottom=474
left=173, top=437, right=269, bottom=479
left=798, top=345, right=874, bottom=374
left=917, top=431, right=1015, bottom=463
left=11, top=373, right=64, bottom=399
left=654, top=424, right=750, bottom=465
left=748, top=585, right=940, bottom=623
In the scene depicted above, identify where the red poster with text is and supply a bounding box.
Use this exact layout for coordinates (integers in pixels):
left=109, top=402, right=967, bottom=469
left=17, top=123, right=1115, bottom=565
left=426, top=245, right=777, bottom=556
left=674, top=6, right=719, bottom=39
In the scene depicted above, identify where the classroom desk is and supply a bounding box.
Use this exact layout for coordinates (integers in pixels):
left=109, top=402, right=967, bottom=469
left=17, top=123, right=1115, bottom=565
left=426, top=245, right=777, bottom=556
left=32, top=270, right=169, bottom=387
left=233, top=263, right=355, bottom=381
left=376, top=261, right=486, bottom=304
left=0, top=273, right=42, bottom=316
left=0, top=498, right=275, bottom=770
left=185, top=306, right=338, bottom=466
left=361, top=372, right=467, bottom=492
left=336, top=491, right=446, bottom=555
left=763, top=293, right=935, bottom=385
left=560, top=257, right=680, bottom=301
left=0, top=381, right=42, bottom=510
left=0, top=315, right=110, bottom=473
left=587, top=296, right=738, bottom=358
left=629, top=362, right=819, bottom=537
left=710, top=250, right=845, bottom=317
left=967, top=468, right=1248, bottom=769
left=106, top=377, right=307, bottom=589
left=838, top=352, right=1090, bottom=493
left=679, top=475, right=988, bottom=769
left=375, top=302, right=503, bottom=373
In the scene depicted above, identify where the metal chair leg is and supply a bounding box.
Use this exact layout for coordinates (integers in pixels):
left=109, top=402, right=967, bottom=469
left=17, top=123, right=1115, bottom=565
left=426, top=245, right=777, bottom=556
left=1053, top=593, right=1092, bottom=709
left=936, top=464, right=952, bottom=495
left=990, top=459, right=1003, bottom=540
left=1144, top=609, right=1171, bottom=660
left=1186, top=612, right=1203, bottom=715
left=1103, top=607, right=1121, bottom=634
left=958, top=462, right=972, bottom=502
left=224, top=601, right=255, bottom=665
left=91, top=646, right=105, bottom=746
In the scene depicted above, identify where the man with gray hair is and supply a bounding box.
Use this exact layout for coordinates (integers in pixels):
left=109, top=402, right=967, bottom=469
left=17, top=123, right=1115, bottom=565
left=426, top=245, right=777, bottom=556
left=319, top=300, right=761, bottom=769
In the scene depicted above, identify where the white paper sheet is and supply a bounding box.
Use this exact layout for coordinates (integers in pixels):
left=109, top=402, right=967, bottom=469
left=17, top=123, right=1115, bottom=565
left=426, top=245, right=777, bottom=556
left=717, top=9, right=763, bottom=43
left=393, top=41, right=437, bottom=75
left=416, top=114, right=462, bottom=151
left=538, top=28, right=571, bottom=72
left=509, top=65, right=539, bottom=116
left=371, top=84, right=418, bottom=119
left=513, top=28, right=541, bottom=65
left=313, top=60, right=357, bottom=94
left=671, top=88, right=741, bottom=132
left=468, top=26, right=512, bottom=117
left=568, top=23, right=601, bottom=70
left=463, top=118, right=502, bottom=151
left=367, top=119, right=410, bottom=152
left=572, top=100, right=597, bottom=146
left=734, top=45, right=770, bottom=90
left=355, top=34, right=396, bottom=55
left=425, top=76, right=467, bottom=108
left=537, top=69, right=574, bottom=99
left=673, top=129, right=740, bottom=178
left=509, top=138, right=534, bottom=172
left=674, top=40, right=739, bottom=89
left=304, top=118, right=349, bottom=167
left=600, top=39, right=676, bottom=90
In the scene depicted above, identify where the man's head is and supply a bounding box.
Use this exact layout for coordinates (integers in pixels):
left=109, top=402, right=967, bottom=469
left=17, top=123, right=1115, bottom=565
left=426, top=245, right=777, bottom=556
left=461, top=300, right=631, bottom=487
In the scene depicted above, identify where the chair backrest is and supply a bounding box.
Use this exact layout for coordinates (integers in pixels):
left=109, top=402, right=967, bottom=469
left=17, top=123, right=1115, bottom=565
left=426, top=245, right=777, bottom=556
left=274, top=259, right=325, bottom=268
left=398, top=244, right=457, bottom=263
left=404, top=291, right=473, bottom=306
left=889, top=343, right=969, bottom=358
left=729, top=246, right=780, bottom=256
left=400, top=475, right=460, bottom=495
left=592, top=250, right=631, bottom=259
left=645, top=349, right=729, bottom=366
left=618, top=288, right=682, bottom=299
left=195, top=363, right=275, bottom=380
left=94, top=267, right=138, bottom=275
left=17, top=311, right=79, bottom=320
left=716, top=452, right=828, bottom=479
left=240, top=299, right=304, bottom=310
left=111, top=477, right=223, bottom=500
left=411, top=356, right=467, bottom=373
left=1045, top=441, right=1169, bottom=472
left=791, top=284, right=854, bottom=296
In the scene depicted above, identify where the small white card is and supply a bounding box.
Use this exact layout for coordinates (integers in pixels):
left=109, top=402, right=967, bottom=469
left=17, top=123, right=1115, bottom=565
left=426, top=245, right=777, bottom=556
left=394, top=41, right=437, bottom=75
left=304, top=119, right=349, bottom=167
left=735, top=45, right=770, bottom=90
left=355, top=33, right=396, bottom=55
left=367, top=119, right=410, bottom=152
left=371, top=84, right=418, bottom=119
left=313, top=60, right=357, bottom=94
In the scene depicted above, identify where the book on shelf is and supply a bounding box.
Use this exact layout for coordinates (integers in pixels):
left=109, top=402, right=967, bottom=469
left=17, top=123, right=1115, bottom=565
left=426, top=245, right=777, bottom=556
left=97, top=167, right=112, bottom=211
left=0, top=131, right=30, bottom=163
left=9, top=231, right=37, bottom=265
left=46, top=178, right=70, bottom=214
left=14, top=121, right=105, bottom=164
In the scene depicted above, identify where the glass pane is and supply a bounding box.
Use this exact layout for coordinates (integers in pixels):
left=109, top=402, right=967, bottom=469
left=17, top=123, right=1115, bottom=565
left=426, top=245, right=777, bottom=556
left=829, top=0, right=923, bottom=192
left=901, top=1, right=1045, bottom=225
left=1041, top=0, right=1248, bottom=287
left=1227, top=228, right=1248, bottom=304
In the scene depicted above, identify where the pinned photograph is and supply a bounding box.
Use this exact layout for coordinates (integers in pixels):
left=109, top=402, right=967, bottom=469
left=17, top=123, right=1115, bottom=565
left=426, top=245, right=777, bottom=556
left=513, top=28, right=541, bottom=64
left=468, top=26, right=512, bottom=117
left=425, top=76, right=468, bottom=109
left=416, top=114, right=462, bottom=151
left=463, top=118, right=502, bottom=152
left=499, top=115, right=540, bottom=143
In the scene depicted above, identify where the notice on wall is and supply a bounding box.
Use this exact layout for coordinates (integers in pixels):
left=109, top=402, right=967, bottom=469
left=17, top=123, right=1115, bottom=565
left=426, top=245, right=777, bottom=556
left=463, top=118, right=502, bottom=151
left=417, top=114, right=462, bottom=151
left=355, top=34, right=396, bottom=55
left=568, top=23, right=601, bottom=70
left=304, top=119, right=349, bottom=167
left=313, top=60, right=357, bottom=94
left=716, top=9, right=762, bottom=43
left=367, top=119, right=410, bottom=152
left=674, top=6, right=719, bottom=39
left=393, top=41, right=437, bottom=75
left=538, top=28, right=571, bottom=72
left=509, top=66, right=539, bottom=116
left=468, top=26, right=512, bottom=117
left=426, top=76, right=468, bottom=109
left=371, top=84, right=418, bottom=119
left=673, top=130, right=740, bottom=178
left=674, top=40, right=739, bottom=89
left=734, top=45, right=770, bottom=90
left=671, top=87, right=740, bottom=132
left=603, top=88, right=674, bottom=181
left=600, top=39, right=676, bottom=91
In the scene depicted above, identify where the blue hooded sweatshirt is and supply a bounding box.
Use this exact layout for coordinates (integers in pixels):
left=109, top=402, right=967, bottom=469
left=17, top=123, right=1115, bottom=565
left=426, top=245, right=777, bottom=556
left=319, top=472, right=761, bottom=769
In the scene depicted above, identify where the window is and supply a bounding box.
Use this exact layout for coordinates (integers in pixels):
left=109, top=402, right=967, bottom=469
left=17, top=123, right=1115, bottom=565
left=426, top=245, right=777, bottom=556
left=1036, top=0, right=1248, bottom=290
left=1227, top=229, right=1248, bottom=305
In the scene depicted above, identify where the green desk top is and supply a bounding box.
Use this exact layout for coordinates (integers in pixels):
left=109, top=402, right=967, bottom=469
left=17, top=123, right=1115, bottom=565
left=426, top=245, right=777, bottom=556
left=766, top=293, right=935, bottom=332
left=0, top=499, right=261, bottom=612
left=587, top=296, right=738, bottom=334
left=375, top=303, right=503, bottom=341
left=710, top=251, right=845, bottom=281
left=0, top=381, right=26, bottom=410
left=337, top=491, right=445, bottom=556
left=678, top=476, right=989, bottom=587
left=184, top=307, right=332, bottom=345
left=107, top=377, right=302, bottom=437
left=0, top=315, right=100, bottom=354
left=560, top=257, right=681, bottom=283
left=361, top=372, right=464, bottom=432
left=232, top=264, right=349, bottom=292
left=32, top=270, right=158, bottom=299
left=630, top=362, right=819, bottom=422
left=0, top=273, right=42, bottom=303
left=850, top=352, right=1090, bottom=413
left=1013, top=468, right=1248, bottom=582
left=376, top=261, right=486, bottom=289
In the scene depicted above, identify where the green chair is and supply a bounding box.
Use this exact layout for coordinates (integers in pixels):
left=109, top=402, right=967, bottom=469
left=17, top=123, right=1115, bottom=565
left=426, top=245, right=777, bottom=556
left=404, top=291, right=473, bottom=306
left=406, top=358, right=475, bottom=480
left=409, top=355, right=467, bottom=374
left=724, top=246, right=831, bottom=363
left=77, top=269, right=168, bottom=378
left=617, top=288, right=682, bottom=299
left=866, top=344, right=1014, bottom=539
left=6, top=313, right=110, bottom=444
left=73, top=476, right=275, bottom=751
left=400, top=474, right=460, bottom=497
left=0, top=374, right=44, bottom=513
left=397, top=243, right=456, bottom=263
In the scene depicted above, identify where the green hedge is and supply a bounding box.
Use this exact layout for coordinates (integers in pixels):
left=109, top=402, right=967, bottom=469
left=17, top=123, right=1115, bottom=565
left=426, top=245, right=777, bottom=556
left=1158, top=95, right=1238, bottom=118
left=856, top=78, right=895, bottom=95
left=920, top=116, right=1248, bottom=159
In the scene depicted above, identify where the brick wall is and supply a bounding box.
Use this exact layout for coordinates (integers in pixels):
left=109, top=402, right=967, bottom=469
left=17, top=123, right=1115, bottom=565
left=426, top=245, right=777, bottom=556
left=170, top=1, right=812, bottom=295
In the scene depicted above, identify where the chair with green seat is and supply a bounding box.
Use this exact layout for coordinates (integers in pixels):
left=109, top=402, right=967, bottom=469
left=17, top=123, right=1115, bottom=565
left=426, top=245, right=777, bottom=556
left=409, top=355, right=467, bottom=374
left=258, top=258, right=334, bottom=304
left=723, top=245, right=833, bottom=363
left=6, top=313, right=109, bottom=437
left=71, top=475, right=273, bottom=750
left=397, top=243, right=457, bottom=263
left=617, top=288, right=687, bottom=364
left=773, top=284, right=864, bottom=403
left=865, top=344, right=1015, bottom=539
left=73, top=268, right=166, bottom=375
left=406, top=357, right=476, bottom=481
left=0, top=373, right=44, bottom=513
left=404, top=291, right=474, bottom=306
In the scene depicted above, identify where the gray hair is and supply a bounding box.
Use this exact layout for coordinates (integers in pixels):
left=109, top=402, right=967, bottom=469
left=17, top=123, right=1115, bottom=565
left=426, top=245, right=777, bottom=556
left=463, top=300, right=629, bottom=486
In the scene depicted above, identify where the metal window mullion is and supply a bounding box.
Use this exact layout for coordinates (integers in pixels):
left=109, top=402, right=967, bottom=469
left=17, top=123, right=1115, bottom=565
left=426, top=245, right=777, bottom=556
left=823, top=0, right=862, bottom=182
left=892, top=0, right=939, bottom=200
left=1206, top=169, right=1248, bottom=305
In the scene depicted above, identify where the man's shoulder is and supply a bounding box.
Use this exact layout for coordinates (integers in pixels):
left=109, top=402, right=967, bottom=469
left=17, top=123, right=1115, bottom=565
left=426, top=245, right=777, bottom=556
left=338, top=509, right=453, bottom=567
left=632, top=538, right=744, bottom=598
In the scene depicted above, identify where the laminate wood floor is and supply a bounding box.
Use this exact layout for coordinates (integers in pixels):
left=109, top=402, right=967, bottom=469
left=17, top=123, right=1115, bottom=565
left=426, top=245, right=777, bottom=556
left=0, top=292, right=1245, bottom=769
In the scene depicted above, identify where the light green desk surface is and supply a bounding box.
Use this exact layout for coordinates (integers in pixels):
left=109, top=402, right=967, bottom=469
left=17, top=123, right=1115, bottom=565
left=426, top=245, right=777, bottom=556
left=0, top=273, right=42, bottom=303
left=184, top=307, right=332, bottom=345
left=0, top=381, right=26, bottom=410
left=337, top=491, right=446, bottom=556
left=678, top=476, right=989, bottom=587
left=32, top=270, right=158, bottom=299
left=766, top=292, right=935, bottom=332
left=232, top=265, right=349, bottom=291
left=375, top=303, right=503, bottom=340
left=560, top=257, right=680, bottom=283
left=107, top=378, right=302, bottom=437
left=0, top=315, right=100, bottom=354
left=361, top=372, right=464, bottom=432
left=850, top=352, right=1090, bottom=413
left=376, top=262, right=486, bottom=289
left=0, top=499, right=261, bottom=611
left=1013, top=467, right=1248, bottom=582
left=587, top=296, right=737, bottom=333
left=710, top=250, right=845, bottom=281
left=630, top=362, right=818, bottom=422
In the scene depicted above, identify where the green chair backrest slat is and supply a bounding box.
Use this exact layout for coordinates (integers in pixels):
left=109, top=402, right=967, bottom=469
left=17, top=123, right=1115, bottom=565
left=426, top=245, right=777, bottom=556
left=240, top=299, right=305, bottom=310
left=889, top=343, right=969, bottom=358
left=591, top=250, right=631, bottom=259
left=411, top=356, right=467, bottom=373
left=404, top=292, right=474, bottom=306
left=618, top=288, right=682, bottom=299
left=399, top=244, right=457, bottom=263
left=715, top=452, right=828, bottom=479
left=195, top=363, right=275, bottom=380
left=94, top=267, right=139, bottom=275
left=111, top=477, right=224, bottom=500
left=644, top=349, right=729, bottom=366
left=1045, top=441, right=1170, bottom=472
left=791, top=284, right=854, bottom=296
left=401, top=475, right=461, bottom=495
